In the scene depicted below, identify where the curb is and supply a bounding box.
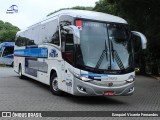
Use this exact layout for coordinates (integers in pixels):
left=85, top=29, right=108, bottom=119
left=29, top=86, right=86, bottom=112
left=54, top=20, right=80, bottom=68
left=151, top=75, right=160, bottom=81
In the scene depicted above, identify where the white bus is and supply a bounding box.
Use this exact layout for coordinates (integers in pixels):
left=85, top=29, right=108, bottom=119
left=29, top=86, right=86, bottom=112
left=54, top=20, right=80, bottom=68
left=14, top=10, right=147, bottom=96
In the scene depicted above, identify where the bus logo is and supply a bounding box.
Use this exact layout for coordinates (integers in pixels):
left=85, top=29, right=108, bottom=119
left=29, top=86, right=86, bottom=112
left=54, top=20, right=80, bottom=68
left=6, top=5, right=18, bottom=14
left=49, top=49, right=58, bottom=58
left=108, top=82, right=113, bottom=87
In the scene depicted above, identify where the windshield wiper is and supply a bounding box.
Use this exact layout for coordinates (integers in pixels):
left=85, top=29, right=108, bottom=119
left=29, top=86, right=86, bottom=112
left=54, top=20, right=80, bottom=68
left=95, top=49, right=107, bottom=68
left=110, top=41, right=125, bottom=70
left=95, top=38, right=108, bottom=69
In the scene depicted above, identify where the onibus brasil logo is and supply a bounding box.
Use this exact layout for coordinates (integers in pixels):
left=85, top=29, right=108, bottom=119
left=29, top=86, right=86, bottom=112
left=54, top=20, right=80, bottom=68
left=6, top=5, right=18, bottom=14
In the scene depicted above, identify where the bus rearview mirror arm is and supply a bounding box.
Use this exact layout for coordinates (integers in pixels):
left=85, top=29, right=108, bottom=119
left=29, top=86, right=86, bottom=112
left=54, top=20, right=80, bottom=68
left=131, top=31, right=147, bottom=49
left=63, top=25, right=80, bottom=44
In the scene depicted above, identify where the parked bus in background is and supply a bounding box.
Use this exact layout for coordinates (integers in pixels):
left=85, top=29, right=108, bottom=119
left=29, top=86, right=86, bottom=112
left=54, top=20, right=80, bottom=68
left=0, top=42, right=14, bottom=67
left=14, top=10, right=147, bottom=96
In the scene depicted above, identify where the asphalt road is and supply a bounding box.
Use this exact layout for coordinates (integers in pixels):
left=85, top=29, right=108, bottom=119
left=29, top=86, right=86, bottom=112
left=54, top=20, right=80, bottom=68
left=0, top=67, right=160, bottom=120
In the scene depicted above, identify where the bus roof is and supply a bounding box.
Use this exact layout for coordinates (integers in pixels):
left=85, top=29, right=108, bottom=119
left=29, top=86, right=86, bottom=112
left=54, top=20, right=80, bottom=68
left=47, top=9, right=127, bottom=24
left=18, top=9, right=127, bottom=34
left=0, top=42, right=15, bottom=47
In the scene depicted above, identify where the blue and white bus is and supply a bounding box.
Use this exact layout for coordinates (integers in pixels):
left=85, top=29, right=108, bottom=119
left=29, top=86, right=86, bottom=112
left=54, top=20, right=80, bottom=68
left=14, top=10, right=147, bottom=96
left=0, top=42, right=14, bottom=67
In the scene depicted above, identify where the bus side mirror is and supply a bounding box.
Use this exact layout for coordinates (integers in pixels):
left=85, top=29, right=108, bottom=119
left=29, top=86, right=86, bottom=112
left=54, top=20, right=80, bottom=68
left=131, top=31, right=147, bottom=49
left=63, top=25, right=80, bottom=44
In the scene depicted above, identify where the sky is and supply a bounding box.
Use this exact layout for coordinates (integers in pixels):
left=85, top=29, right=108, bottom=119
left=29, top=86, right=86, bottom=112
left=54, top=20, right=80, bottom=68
left=0, top=0, right=98, bottom=30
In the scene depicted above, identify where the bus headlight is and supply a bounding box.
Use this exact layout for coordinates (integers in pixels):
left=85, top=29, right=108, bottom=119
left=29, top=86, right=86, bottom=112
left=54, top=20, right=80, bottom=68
left=126, top=76, right=135, bottom=83
left=80, top=76, right=92, bottom=81
left=68, top=69, right=93, bottom=82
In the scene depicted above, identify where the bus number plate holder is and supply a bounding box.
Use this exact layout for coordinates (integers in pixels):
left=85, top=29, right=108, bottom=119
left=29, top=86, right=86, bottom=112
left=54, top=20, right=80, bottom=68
left=103, top=91, right=115, bottom=96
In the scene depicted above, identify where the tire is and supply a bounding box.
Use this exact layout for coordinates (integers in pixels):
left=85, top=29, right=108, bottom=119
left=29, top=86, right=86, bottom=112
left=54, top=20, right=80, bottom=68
left=19, top=65, right=25, bottom=79
left=50, top=73, right=63, bottom=96
left=11, top=62, right=14, bottom=67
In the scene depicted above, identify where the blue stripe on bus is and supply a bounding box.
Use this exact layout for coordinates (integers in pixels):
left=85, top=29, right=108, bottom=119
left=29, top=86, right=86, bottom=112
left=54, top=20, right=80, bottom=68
left=80, top=73, right=107, bottom=80
left=80, top=74, right=108, bottom=77
left=14, top=47, right=48, bottom=58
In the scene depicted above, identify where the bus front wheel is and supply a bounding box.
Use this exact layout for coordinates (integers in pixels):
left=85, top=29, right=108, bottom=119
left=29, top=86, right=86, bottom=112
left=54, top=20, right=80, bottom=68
left=50, top=73, right=63, bottom=96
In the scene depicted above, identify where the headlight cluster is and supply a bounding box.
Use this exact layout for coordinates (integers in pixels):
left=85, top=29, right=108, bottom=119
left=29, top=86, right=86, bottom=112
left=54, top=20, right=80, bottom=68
left=69, top=69, right=135, bottom=83
left=69, top=69, right=93, bottom=82
left=125, top=75, right=135, bottom=83
left=80, top=76, right=92, bottom=81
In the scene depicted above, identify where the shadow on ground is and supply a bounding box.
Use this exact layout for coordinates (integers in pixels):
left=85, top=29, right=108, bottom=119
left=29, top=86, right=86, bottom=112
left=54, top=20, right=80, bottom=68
left=17, top=76, right=126, bottom=105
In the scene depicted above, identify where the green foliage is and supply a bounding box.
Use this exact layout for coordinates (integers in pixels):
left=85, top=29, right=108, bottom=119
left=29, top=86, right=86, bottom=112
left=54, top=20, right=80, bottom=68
left=123, top=0, right=160, bottom=74
left=72, top=6, right=93, bottom=11
left=0, top=20, right=19, bottom=43
left=93, top=0, right=117, bottom=15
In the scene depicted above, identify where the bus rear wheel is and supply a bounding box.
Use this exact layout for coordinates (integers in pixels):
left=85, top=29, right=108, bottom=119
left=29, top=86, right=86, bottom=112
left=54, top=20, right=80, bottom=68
left=19, top=65, right=25, bottom=79
left=50, top=73, right=63, bottom=96
left=11, top=62, right=14, bottom=67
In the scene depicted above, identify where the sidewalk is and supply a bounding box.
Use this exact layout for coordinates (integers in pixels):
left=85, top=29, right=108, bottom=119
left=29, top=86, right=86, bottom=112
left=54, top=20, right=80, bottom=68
left=151, top=75, right=160, bottom=80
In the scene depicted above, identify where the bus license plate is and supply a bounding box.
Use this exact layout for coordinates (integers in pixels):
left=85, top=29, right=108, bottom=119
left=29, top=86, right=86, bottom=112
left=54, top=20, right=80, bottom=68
left=103, top=91, right=115, bottom=96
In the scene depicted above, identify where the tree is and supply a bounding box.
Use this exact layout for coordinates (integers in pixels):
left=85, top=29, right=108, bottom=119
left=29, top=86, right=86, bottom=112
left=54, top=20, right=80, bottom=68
left=115, top=0, right=160, bottom=74
left=93, top=0, right=117, bottom=15
left=0, top=20, right=19, bottom=43
left=72, top=6, right=93, bottom=11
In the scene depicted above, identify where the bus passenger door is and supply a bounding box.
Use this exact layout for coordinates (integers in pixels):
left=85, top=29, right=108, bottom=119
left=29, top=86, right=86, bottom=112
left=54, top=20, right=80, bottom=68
left=61, top=29, right=75, bottom=94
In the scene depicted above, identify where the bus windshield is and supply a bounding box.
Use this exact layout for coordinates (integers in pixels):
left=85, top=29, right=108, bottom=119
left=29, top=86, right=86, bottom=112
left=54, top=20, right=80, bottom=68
left=76, top=20, right=133, bottom=72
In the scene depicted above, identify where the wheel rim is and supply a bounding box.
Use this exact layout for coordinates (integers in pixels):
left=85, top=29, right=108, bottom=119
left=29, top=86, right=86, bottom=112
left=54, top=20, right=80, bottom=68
left=19, top=67, right=22, bottom=76
left=52, top=77, right=59, bottom=91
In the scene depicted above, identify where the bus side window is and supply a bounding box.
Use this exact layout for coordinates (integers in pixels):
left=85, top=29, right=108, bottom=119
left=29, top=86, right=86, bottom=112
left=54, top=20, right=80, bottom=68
left=65, top=33, right=74, bottom=52
left=61, top=30, right=66, bottom=52
left=16, top=36, right=22, bottom=46
left=50, top=19, right=60, bottom=46
left=61, top=29, right=74, bottom=65
left=2, top=47, right=14, bottom=57
left=61, top=29, right=74, bottom=52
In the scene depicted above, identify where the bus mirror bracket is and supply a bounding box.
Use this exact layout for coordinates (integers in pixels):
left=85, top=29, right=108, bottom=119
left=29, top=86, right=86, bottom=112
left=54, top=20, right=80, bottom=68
left=63, top=25, right=80, bottom=44
left=131, top=31, right=147, bottom=49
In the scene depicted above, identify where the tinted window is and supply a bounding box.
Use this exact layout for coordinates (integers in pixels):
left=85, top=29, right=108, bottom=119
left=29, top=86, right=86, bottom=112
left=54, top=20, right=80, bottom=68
left=15, top=29, right=37, bottom=47
left=15, top=17, right=70, bottom=47
left=30, top=26, right=39, bottom=45
left=60, top=15, right=74, bottom=49
left=3, top=47, right=14, bottom=56
left=39, top=19, right=60, bottom=46
left=65, top=31, right=74, bottom=52
left=59, top=15, right=74, bottom=29
left=49, top=19, right=60, bottom=46
left=15, top=36, right=21, bottom=46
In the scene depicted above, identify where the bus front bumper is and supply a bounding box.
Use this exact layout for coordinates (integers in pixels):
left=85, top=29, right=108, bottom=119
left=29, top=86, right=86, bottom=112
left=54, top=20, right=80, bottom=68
left=73, top=77, right=135, bottom=96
